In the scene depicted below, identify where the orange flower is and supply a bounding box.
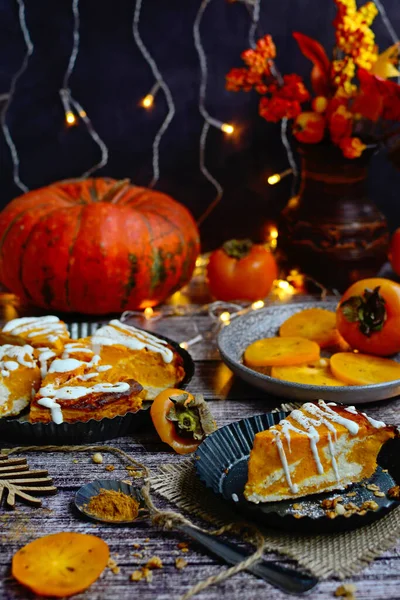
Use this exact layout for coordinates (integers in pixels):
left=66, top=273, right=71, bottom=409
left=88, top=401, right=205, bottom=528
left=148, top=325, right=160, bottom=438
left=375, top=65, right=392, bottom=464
left=259, top=97, right=302, bottom=122
left=338, top=136, right=366, bottom=158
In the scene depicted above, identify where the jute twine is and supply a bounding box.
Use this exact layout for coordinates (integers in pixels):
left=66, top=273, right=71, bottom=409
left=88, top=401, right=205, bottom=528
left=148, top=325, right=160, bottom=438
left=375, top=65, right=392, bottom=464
left=1, top=445, right=269, bottom=600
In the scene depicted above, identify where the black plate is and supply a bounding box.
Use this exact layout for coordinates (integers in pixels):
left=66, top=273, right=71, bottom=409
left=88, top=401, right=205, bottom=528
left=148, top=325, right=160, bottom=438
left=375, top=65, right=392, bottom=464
left=0, top=324, right=194, bottom=445
left=195, top=412, right=400, bottom=533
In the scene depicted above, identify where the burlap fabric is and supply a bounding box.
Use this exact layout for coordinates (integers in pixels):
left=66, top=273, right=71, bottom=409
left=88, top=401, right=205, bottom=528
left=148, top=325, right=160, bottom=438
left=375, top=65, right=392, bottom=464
left=152, top=459, right=400, bottom=580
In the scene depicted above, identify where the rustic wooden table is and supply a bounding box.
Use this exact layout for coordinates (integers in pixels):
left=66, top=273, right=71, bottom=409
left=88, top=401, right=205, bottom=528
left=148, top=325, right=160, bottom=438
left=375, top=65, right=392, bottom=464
left=1, top=305, right=400, bottom=600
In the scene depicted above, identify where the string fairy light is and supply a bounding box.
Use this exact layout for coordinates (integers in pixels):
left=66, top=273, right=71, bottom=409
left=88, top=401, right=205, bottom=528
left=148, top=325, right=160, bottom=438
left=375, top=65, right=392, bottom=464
left=141, top=82, right=160, bottom=109
left=247, top=0, right=261, bottom=49
left=280, top=118, right=298, bottom=196
left=133, top=0, right=176, bottom=188
left=193, top=0, right=236, bottom=226
left=60, top=0, right=109, bottom=179
left=267, top=168, right=293, bottom=185
left=0, top=0, right=33, bottom=193
left=374, top=0, right=400, bottom=84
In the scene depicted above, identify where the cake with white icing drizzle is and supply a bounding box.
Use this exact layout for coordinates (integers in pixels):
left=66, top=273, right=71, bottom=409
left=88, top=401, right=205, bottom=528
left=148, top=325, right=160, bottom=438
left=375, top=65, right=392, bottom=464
left=245, top=400, right=397, bottom=503
left=1, top=316, right=70, bottom=351
left=0, top=344, right=41, bottom=418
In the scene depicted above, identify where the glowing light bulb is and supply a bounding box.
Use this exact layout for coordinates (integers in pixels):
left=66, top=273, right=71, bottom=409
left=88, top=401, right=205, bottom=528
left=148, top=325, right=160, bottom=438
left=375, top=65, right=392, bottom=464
left=65, top=111, right=76, bottom=126
left=278, top=280, right=291, bottom=290
left=267, top=168, right=293, bottom=185
left=179, top=341, right=189, bottom=350
left=79, top=109, right=87, bottom=118
left=268, top=173, right=281, bottom=185
left=221, top=123, right=234, bottom=135
left=219, top=311, right=231, bottom=323
left=142, top=94, right=154, bottom=109
left=144, top=307, right=154, bottom=320
left=270, top=227, right=278, bottom=240
left=251, top=300, right=265, bottom=310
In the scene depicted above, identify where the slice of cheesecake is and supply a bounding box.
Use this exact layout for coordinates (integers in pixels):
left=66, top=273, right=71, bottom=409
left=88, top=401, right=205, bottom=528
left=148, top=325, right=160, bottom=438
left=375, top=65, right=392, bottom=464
left=245, top=400, right=397, bottom=503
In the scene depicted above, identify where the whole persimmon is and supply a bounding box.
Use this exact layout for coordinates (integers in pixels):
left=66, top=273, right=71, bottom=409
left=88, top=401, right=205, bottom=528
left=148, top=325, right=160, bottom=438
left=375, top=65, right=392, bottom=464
left=293, top=112, right=325, bottom=144
left=336, top=278, right=400, bottom=356
left=388, top=228, right=400, bottom=276
left=207, top=239, right=278, bottom=301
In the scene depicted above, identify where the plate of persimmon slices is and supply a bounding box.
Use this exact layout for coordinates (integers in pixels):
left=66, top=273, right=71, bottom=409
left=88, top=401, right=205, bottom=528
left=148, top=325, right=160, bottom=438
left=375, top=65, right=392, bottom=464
left=217, top=278, right=400, bottom=404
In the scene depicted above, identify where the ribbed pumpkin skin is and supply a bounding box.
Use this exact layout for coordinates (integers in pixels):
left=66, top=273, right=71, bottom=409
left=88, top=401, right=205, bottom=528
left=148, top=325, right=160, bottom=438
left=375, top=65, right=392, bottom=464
left=0, top=178, right=200, bottom=314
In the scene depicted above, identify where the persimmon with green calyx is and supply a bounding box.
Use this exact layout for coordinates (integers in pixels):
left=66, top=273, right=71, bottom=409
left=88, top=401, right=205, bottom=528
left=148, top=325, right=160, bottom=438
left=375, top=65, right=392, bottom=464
left=336, top=278, right=400, bottom=356
left=207, top=239, right=278, bottom=301
left=150, top=389, right=217, bottom=454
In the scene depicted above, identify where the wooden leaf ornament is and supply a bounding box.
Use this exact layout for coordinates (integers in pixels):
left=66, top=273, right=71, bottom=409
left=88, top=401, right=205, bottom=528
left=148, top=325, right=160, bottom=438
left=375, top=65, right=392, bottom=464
left=0, top=454, right=57, bottom=509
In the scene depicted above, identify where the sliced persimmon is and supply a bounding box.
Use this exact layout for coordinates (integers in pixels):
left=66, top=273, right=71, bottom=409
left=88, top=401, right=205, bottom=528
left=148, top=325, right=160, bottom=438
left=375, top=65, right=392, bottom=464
left=243, top=337, right=320, bottom=368
left=330, top=352, right=400, bottom=386
left=271, top=359, right=348, bottom=386
left=12, top=532, right=109, bottom=598
left=279, top=308, right=342, bottom=349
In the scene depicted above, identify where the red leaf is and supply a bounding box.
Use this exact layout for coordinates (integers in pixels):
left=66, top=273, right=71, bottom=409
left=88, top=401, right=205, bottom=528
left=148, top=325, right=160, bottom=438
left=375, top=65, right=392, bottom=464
left=293, top=32, right=330, bottom=94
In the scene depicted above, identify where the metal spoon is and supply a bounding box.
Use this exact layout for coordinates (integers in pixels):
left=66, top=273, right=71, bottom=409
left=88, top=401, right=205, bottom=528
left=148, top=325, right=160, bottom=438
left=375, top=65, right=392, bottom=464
left=75, top=479, right=318, bottom=595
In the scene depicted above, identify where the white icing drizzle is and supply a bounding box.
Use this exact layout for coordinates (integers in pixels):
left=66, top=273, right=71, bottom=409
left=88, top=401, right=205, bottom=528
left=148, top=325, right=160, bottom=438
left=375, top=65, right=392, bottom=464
left=1, top=370, right=9, bottom=377
left=49, top=358, right=85, bottom=373
left=327, top=432, right=340, bottom=481
left=271, top=430, right=298, bottom=494
left=0, top=344, right=35, bottom=369
left=37, top=348, right=56, bottom=378
left=77, top=373, right=98, bottom=381
left=91, top=320, right=173, bottom=364
left=3, top=316, right=66, bottom=343
left=290, top=410, right=323, bottom=474
left=345, top=406, right=358, bottom=415
left=4, top=361, right=19, bottom=371
left=362, top=413, right=386, bottom=429
left=304, top=401, right=359, bottom=435
left=37, top=397, right=63, bottom=424
left=62, top=343, right=94, bottom=357
left=38, top=381, right=130, bottom=400
left=96, top=364, right=112, bottom=372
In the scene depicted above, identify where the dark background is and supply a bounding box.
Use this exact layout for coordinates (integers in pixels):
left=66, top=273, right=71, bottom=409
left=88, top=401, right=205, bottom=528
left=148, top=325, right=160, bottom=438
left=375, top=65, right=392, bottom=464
left=1, top=0, right=400, bottom=250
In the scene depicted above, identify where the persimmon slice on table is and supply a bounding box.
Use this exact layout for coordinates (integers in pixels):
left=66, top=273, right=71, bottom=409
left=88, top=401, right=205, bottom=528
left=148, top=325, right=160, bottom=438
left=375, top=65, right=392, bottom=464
left=279, top=308, right=348, bottom=350
left=271, top=359, right=348, bottom=386
left=243, top=337, right=320, bottom=368
left=330, top=352, right=400, bottom=386
left=12, top=532, right=109, bottom=598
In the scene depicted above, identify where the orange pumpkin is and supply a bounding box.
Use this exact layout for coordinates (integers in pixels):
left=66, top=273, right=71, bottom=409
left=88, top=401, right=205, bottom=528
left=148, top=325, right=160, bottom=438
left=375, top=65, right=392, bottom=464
left=0, top=178, right=200, bottom=314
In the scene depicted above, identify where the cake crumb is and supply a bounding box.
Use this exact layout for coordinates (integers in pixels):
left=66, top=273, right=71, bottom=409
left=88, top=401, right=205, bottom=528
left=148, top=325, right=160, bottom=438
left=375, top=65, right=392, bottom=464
left=361, top=500, right=379, bottom=511
left=335, top=503, right=346, bottom=515
left=292, top=503, right=302, bottom=510
left=374, top=491, right=385, bottom=498
left=146, top=556, right=163, bottom=569
left=366, top=484, right=379, bottom=492
left=175, top=557, right=188, bottom=570
left=133, top=552, right=143, bottom=558
left=142, top=567, right=153, bottom=583
left=133, top=543, right=141, bottom=549
left=334, top=583, right=356, bottom=598
left=92, top=452, right=103, bottom=464
left=388, top=485, right=400, bottom=500
left=130, top=570, right=143, bottom=582
left=105, top=465, right=115, bottom=472
left=107, top=558, right=120, bottom=575
left=144, top=537, right=150, bottom=543
left=178, top=542, right=189, bottom=552
left=346, top=492, right=357, bottom=497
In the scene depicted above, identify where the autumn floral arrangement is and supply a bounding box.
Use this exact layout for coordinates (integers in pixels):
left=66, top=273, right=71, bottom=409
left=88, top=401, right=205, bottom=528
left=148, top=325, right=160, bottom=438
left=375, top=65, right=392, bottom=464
left=226, top=0, right=400, bottom=159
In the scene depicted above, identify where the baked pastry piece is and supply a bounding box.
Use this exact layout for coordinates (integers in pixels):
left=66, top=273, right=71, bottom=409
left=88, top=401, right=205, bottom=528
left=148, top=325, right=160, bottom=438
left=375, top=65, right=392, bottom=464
left=0, top=344, right=41, bottom=418
left=245, top=400, right=397, bottom=503
left=90, top=320, right=186, bottom=399
left=30, top=353, right=145, bottom=424
left=0, top=316, right=70, bottom=352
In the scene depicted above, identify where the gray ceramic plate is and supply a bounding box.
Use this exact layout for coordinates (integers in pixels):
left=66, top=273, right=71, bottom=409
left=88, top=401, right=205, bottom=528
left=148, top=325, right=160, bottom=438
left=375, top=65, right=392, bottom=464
left=217, top=301, right=400, bottom=404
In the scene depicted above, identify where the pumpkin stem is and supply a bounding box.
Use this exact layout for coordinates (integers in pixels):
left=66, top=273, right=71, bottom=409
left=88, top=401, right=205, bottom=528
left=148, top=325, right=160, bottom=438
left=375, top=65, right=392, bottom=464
left=222, top=239, right=253, bottom=260
left=340, top=286, right=387, bottom=337
left=101, top=179, right=131, bottom=204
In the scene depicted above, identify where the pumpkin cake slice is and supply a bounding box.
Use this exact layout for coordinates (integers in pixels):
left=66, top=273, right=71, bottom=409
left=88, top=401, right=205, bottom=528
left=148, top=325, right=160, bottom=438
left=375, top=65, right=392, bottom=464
left=0, top=344, right=41, bottom=418
left=30, top=353, right=145, bottom=425
left=89, top=320, right=186, bottom=399
left=1, top=316, right=70, bottom=352
left=245, top=400, right=397, bottom=503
